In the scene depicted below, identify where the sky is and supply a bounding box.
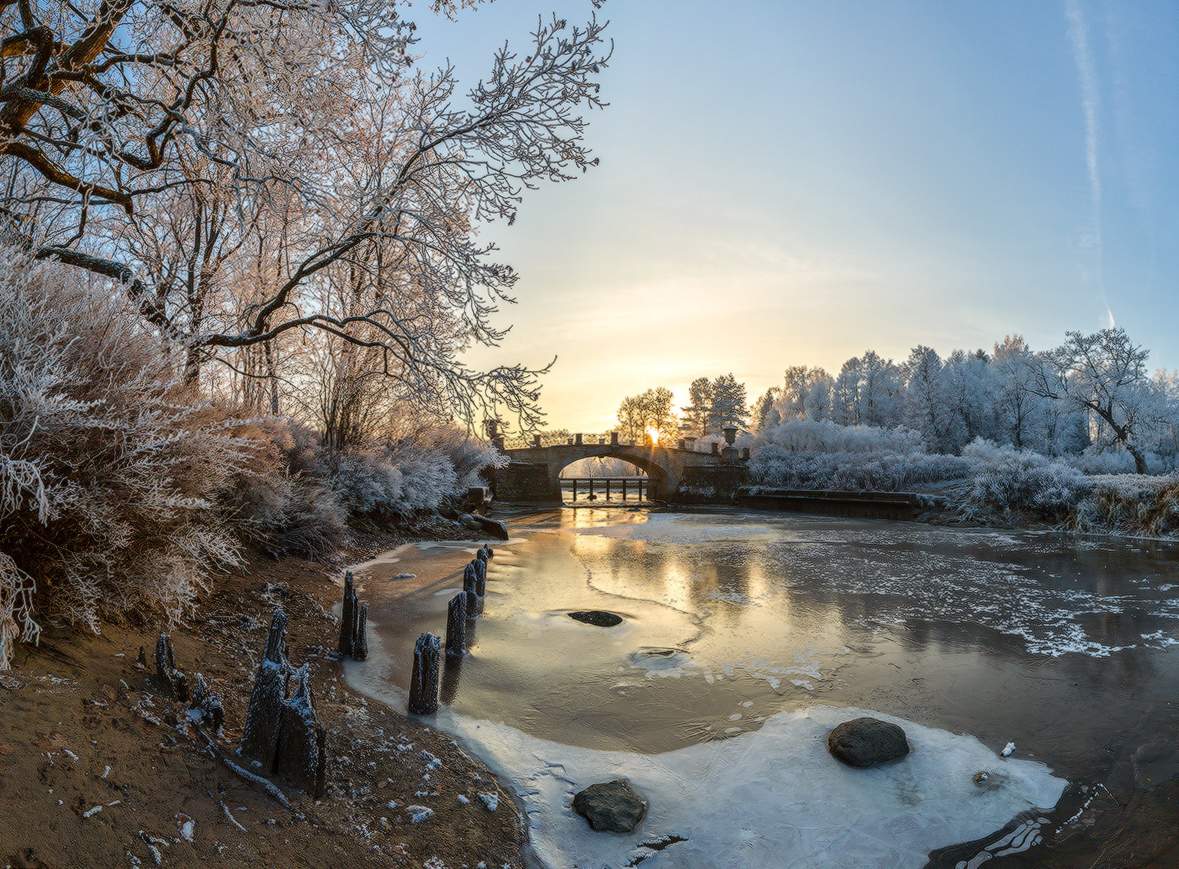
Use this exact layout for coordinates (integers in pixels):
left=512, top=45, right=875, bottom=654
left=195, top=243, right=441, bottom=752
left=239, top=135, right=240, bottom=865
left=414, top=0, right=1179, bottom=434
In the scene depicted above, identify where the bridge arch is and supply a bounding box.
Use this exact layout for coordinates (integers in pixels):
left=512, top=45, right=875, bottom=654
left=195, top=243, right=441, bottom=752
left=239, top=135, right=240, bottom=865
left=493, top=442, right=717, bottom=503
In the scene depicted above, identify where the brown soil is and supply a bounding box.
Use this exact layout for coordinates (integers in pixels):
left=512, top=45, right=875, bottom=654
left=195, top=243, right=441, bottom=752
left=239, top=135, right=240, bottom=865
left=0, top=527, right=527, bottom=869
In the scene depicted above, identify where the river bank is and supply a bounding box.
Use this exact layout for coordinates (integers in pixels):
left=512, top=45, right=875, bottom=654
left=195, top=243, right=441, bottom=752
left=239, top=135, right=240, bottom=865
left=0, top=525, right=526, bottom=868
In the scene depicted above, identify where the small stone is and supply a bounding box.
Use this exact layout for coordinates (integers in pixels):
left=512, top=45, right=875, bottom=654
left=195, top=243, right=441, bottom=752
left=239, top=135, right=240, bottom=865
left=827, top=717, right=909, bottom=768
left=568, top=610, right=623, bottom=628
left=572, top=779, right=647, bottom=832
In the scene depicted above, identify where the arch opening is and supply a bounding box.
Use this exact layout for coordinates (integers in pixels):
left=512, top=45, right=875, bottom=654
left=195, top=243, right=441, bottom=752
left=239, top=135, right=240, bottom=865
left=558, top=454, right=662, bottom=504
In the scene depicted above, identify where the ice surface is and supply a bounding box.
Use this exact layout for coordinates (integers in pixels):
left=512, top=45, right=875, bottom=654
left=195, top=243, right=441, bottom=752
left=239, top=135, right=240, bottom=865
left=444, top=704, right=1062, bottom=868
left=346, top=632, right=1064, bottom=869
left=577, top=513, right=1178, bottom=658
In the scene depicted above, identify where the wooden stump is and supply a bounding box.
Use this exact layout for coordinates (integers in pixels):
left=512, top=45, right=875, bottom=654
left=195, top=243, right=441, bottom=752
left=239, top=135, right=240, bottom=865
left=240, top=609, right=290, bottom=767
left=463, top=589, right=479, bottom=619
left=445, top=594, right=468, bottom=658
left=274, top=665, right=327, bottom=798
left=154, top=634, right=188, bottom=701
left=240, top=607, right=329, bottom=798
left=408, top=633, right=441, bottom=715
left=191, top=673, right=225, bottom=733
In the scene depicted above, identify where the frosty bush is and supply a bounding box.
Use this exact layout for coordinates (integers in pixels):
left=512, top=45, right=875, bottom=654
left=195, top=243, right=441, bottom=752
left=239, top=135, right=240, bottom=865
left=222, top=419, right=348, bottom=559
left=749, top=419, right=964, bottom=491
left=960, top=439, right=1092, bottom=519
left=757, top=419, right=925, bottom=454
left=0, top=251, right=252, bottom=668
left=750, top=446, right=970, bottom=491
left=331, top=430, right=503, bottom=520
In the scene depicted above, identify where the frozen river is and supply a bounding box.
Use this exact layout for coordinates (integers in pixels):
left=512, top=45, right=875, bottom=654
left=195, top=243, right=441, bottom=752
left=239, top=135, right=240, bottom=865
left=344, top=508, right=1179, bottom=867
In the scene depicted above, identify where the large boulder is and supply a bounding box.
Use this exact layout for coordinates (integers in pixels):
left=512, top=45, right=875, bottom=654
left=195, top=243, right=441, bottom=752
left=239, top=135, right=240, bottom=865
left=827, top=717, right=910, bottom=768
left=467, top=513, right=509, bottom=541
left=572, top=779, right=647, bottom=832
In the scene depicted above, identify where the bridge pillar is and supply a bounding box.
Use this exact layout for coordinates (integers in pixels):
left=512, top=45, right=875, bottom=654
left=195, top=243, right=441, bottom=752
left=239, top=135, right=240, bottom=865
left=575, top=433, right=583, bottom=446
left=610, top=431, right=619, bottom=446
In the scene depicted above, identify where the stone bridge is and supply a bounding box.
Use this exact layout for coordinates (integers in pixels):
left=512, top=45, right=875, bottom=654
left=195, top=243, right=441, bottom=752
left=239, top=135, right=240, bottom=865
left=491, top=433, right=748, bottom=504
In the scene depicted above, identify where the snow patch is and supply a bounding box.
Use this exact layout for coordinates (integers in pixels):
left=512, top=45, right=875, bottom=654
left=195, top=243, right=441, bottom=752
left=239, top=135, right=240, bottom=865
left=406, top=805, right=434, bottom=824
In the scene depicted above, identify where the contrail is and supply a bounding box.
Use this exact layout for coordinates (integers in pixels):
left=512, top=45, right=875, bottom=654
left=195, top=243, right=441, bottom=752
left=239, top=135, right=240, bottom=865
left=1065, top=0, right=1114, bottom=328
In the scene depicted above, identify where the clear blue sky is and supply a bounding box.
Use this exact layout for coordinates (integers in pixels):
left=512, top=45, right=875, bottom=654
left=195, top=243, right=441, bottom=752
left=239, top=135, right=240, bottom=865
left=415, top=0, right=1179, bottom=432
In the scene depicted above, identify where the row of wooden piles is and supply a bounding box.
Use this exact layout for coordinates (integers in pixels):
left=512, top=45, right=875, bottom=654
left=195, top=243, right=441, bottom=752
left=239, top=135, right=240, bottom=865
left=408, top=544, right=493, bottom=715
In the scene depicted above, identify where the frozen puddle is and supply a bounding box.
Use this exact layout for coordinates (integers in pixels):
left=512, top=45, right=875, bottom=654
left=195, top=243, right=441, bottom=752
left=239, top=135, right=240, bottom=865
left=347, top=653, right=1063, bottom=868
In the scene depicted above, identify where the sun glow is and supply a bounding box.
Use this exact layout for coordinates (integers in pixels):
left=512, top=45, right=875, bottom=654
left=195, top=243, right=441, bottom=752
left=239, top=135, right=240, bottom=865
left=646, top=426, right=661, bottom=445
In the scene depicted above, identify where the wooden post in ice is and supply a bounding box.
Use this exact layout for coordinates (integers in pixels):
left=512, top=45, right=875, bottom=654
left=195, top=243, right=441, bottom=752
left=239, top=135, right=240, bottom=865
left=445, top=593, right=468, bottom=658
left=338, top=572, right=358, bottom=656
left=337, top=571, right=368, bottom=660
left=353, top=603, right=368, bottom=661
left=472, top=557, right=487, bottom=596
left=408, top=633, right=441, bottom=715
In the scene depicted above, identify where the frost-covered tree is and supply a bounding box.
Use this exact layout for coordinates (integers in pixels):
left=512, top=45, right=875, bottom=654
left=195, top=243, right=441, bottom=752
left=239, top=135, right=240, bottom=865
left=991, top=336, right=1043, bottom=451
left=617, top=387, right=676, bottom=444
left=939, top=350, right=996, bottom=452
left=707, top=374, right=748, bottom=433
left=681, top=377, right=713, bottom=438
left=751, top=387, right=782, bottom=431
left=1030, top=329, right=1159, bottom=473
left=831, top=352, right=901, bottom=428
left=777, top=366, right=830, bottom=422
left=901, top=346, right=944, bottom=450
left=3, top=3, right=613, bottom=431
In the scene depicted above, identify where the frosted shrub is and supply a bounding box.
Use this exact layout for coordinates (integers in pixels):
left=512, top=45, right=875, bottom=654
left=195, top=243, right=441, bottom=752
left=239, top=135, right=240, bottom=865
left=1065, top=447, right=1169, bottom=476
left=757, top=419, right=925, bottom=454
left=415, top=426, right=507, bottom=492
left=331, top=435, right=489, bottom=519
left=751, top=446, right=970, bottom=491
left=220, top=417, right=348, bottom=558
left=334, top=451, right=406, bottom=515
left=0, top=251, right=251, bottom=668
left=961, top=439, right=1091, bottom=518
left=749, top=419, right=965, bottom=491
